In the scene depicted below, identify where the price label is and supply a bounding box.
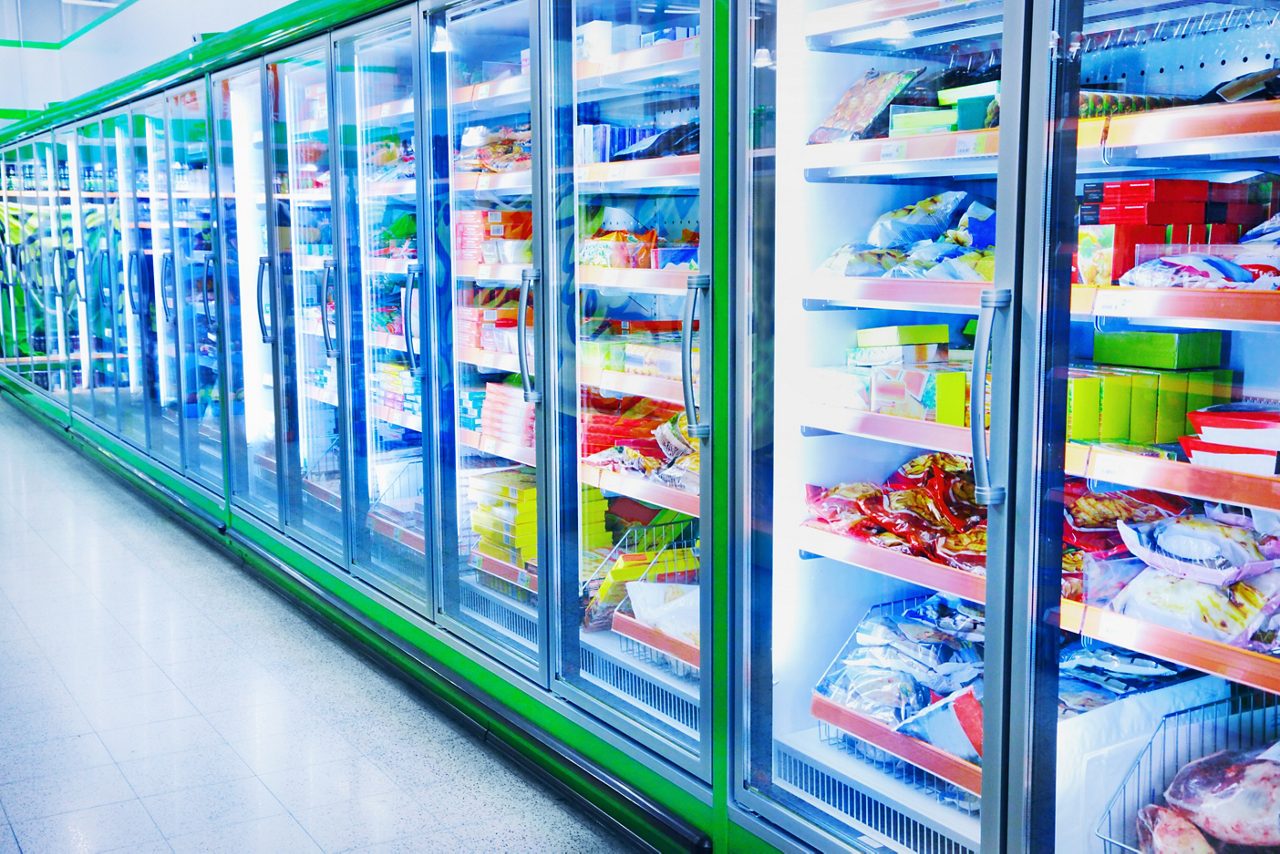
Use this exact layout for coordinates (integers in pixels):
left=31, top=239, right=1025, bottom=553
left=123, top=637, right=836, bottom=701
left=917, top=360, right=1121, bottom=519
left=517, top=571, right=530, bottom=587
left=880, top=141, right=906, bottom=161
left=476, top=175, right=491, bottom=190
left=475, top=83, right=491, bottom=99
left=955, top=135, right=978, bottom=157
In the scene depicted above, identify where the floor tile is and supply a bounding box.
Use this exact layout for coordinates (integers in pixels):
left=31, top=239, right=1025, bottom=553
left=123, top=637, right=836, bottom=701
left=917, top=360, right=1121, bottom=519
left=229, top=721, right=361, bottom=776
left=78, top=688, right=200, bottom=733
left=116, top=742, right=256, bottom=799
left=140, top=776, right=285, bottom=840
left=0, top=733, right=115, bottom=785
left=258, top=756, right=400, bottom=814
left=0, top=763, right=136, bottom=823
left=11, top=798, right=165, bottom=854
left=292, top=789, right=438, bottom=853
left=166, top=812, right=322, bottom=854
left=97, top=715, right=224, bottom=764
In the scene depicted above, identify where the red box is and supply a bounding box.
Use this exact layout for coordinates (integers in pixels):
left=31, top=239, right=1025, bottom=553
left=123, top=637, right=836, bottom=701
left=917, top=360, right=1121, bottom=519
left=1102, top=179, right=1209, bottom=204
left=1164, top=224, right=1202, bottom=244
left=1206, top=202, right=1266, bottom=226
left=1077, top=224, right=1167, bottom=285
left=1206, top=223, right=1243, bottom=244
left=1098, top=202, right=1206, bottom=225
left=1209, top=182, right=1251, bottom=204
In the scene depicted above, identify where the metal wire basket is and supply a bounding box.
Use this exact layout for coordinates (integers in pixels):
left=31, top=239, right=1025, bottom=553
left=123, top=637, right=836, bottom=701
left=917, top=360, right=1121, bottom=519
left=1096, top=691, right=1280, bottom=853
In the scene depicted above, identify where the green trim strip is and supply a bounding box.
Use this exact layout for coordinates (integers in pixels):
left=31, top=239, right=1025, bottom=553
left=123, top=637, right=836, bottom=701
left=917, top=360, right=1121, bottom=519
left=0, top=39, right=61, bottom=50
left=0, top=109, right=40, bottom=120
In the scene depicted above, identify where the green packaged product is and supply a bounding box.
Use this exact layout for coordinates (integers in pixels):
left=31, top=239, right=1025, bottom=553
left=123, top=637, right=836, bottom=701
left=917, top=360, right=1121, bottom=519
left=1092, top=330, right=1222, bottom=370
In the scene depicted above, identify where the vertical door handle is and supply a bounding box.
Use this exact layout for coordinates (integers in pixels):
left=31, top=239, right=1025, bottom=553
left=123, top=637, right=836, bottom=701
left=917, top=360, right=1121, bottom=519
left=70, top=247, right=86, bottom=304
left=321, top=258, right=338, bottom=358
left=160, top=251, right=175, bottom=323
left=404, top=262, right=420, bottom=375
left=971, top=288, right=1011, bottom=506
left=201, top=255, right=217, bottom=333
left=127, top=250, right=142, bottom=316
left=256, top=255, right=273, bottom=344
left=682, top=274, right=710, bottom=440
left=517, top=268, right=540, bottom=404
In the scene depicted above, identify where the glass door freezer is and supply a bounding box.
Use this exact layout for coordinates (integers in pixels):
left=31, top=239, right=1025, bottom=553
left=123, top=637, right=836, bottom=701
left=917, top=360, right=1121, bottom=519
left=549, top=0, right=711, bottom=776
left=214, top=61, right=282, bottom=525
left=335, top=10, right=429, bottom=606
left=104, top=111, right=146, bottom=449
left=268, top=39, right=348, bottom=563
left=64, top=122, right=112, bottom=426
left=0, top=147, right=19, bottom=374
left=55, top=127, right=90, bottom=417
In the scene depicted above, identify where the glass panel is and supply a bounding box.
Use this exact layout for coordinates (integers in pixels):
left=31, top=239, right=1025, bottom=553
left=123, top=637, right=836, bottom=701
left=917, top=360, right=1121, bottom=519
left=0, top=149, right=21, bottom=375
left=13, top=144, right=39, bottom=385
left=56, top=128, right=89, bottom=414
left=71, top=123, right=115, bottom=426
left=106, top=112, right=146, bottom=447
left=1024, top=2, right=1280, bottom=852
left=169, top=84, right=223, bottom=490
left=29, top=139, right=57, bottom=394
left=556, top=0, right=707, bottom=761
left=214, top=65, right=280, bottom=521
left=336, top=17, right=426, bottom=601
left=431, top=0, right=541, bottom=664
left=741, top=1, right=1008, bottom=849
left=130, top=103, right=182, bottom=466
left=269, top=45, right=346, bottom=558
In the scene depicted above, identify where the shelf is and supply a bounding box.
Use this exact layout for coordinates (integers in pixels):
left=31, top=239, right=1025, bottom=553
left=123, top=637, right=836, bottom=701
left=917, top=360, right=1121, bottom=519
left=801, top=403, right=975, bottom=456
left=804, top=272, right=989, bottom=313
left=453, top=75, right=532, bottom=112
left=1064, top=443, right=1280, bottom=512
left=576, top=154, right=701, bottom=193
left=280, top=189, right=331, bottom=203
left=452, top=170, right=532, bottom=195
left=455, top=345, right=521, bottom=374
left=365, top=328, right=410, bottom=351
left=368, top=508, right=426, bottom=555
left=805, top=130, right=999, bottom=182
left=363, top=98, right=414, bottom=123
left=580, top=465, right=699, bottom=517
left=1077, top=100, right=1280, bottom=168
left=371, top=403, right=420, bottom=431
left=610, top=611, right=700, bottom=670
left=1058, top=598, right=1280, bottom=696
left=473, top=551, right=538, bottom=594
left=1072, top=286, right=1280, bottom=331
left=302, top=384, right=338, bottom=407
left=455, top=261, right=531, bottom=284
left=798, top=521, right=985, bottom=604
left=364, top=256, right=413, bottom=276
left=292, top=256, right=329, bottom=272
left=458, top=427, right=537, bottom=467
left=810, top=693, right=982, bottom=795
left=365, top=179, right=416, bottom=197
left=580, top=366, right=687, bottom=404
left=577, top=266, right=693, bottom=296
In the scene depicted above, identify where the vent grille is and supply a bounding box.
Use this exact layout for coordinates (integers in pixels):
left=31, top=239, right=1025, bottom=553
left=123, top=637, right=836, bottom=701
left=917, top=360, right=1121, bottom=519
left=459, top=580, right=537, bottom=645
left=581, top=646, right=700, bottom=733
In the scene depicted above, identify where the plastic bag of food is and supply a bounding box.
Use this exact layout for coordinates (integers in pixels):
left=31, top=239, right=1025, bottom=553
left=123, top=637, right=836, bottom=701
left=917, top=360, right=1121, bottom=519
left=1064, top=479, right=1188, bottom=531
left=1135, top=805, right=1215, bottom=854
left=935, top=525, right=987, bottom=574
left=655, top=451, right=700, bottom=492
left=896, top=684, right=984, bottom=763
left=902, top=594, right=986, bottom=643
left=865, top=488, right=958, bottom=551
left=1058, top=676, right=1121, bottom=718
left=625, top=581, right=699, bottom=646
left=926, top=469, right=984, bottom=530
left=1062, top=548, right=1085, bottom=600
left=1163, top=745, right=1280, bottom=847
left=1083, top=553, right=1147, bottom=605
left=820, top=245, right=906, bottom=277
left=808, top=68, right=925, bottom=145
left=1242, top=211, right=1280, bottom=243
left=817, top=666, right=932, bottom=727
left=926, top=250, right=995, bottom=282
left=1110, top=567, right=1280, bottom=645
left=1118, top=254, right=1256, bottom=289
left=805, top=482, right=882, bottom=527
left=865, top=192, right=968, bottom=250
left=886, top=452, right=974, bottom=490
left=944, top=201, right=997, bottom=248
left=1206, top=503, right=1280, bottom=538
left=1117, top=516, right=1280, bottom=586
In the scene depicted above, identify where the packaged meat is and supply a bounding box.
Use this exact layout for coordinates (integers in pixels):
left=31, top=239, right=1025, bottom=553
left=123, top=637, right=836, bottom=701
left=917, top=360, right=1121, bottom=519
left=1163, top=745, right=1280, bottom=847
left=886, top=452, right=974, bottom=490
left=1063, top=478, right=1188, bottom=532
left=1110, top=567, right=1280, bottom=645
left=1117, top=516, right=1280, bottom=586
left=865, top=191, right=968, bottom=249
left=1135, top=805, right=1215, bottom=854
left=895, top=684, right=984, bottom=763
left=808, top=68, right=924, bottom=145
left=1118, top=253, right=1257, bottom=289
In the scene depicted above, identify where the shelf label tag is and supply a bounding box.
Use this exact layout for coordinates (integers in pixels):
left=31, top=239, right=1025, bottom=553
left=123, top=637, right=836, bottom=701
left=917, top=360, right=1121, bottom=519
left=475, top=83, right=490, bottom=99
left=880, top=141, right=906, bottom=161
left=955, top=135, right=979, bottom=157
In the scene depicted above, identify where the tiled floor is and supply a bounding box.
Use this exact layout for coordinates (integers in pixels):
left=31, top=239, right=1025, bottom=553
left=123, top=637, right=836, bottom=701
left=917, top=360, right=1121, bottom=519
left=0, top=398, right=628, bottom=853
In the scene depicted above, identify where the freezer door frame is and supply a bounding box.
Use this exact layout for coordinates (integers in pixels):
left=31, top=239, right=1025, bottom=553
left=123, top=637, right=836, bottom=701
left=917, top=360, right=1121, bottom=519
left=54, top=123, right=91, bottom=421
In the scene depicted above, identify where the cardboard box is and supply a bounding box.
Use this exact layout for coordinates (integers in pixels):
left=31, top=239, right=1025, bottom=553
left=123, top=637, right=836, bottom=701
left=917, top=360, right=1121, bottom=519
left=1212, top=368, right=1236, bottom=405
left=1082, top=182, right=1105, bottom=203
left=1209, top=182, right=1251, bottom=204
left=937, top=81, right=999, bottom=105
left=1092, top=330, right=1222, bottom=370
left=1205, top=202, right=1266, bottom=226
left=872, top=364, right=968, bottom=425
left=1078, top=224, right=1167, bottom=285
left=1153, top=371, right=1188, bottom=444
left=1184, top=370, right=1218, bottom=432
left=1206, top=223, right=1243, bottom=244
left=856, top=324, right=950, bottom=348
left=1102, top=179, right=1209, bottom=204
left=1096, top=370, right=1133, bottom=442
left=1094, top=202, right=1207, bottom=225
left=1110, top=369, right=1159, bottom=444
left=1067, top=372, right=1101, bottom=442
left=846, top=343, right=945, bottom=368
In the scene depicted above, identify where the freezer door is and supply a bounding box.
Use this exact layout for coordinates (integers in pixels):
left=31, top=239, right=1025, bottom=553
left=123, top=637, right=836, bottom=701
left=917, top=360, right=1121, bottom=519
left=213, top=63, right=283, bottom=524
left=168, top=83, right=224, bottom=492
left=0, top=148, right=17, bottom=374
left=426, top=0, right=547, bottom=677
left=68, top=123, right=113, bottom=426
left=55, top=128, right=91, bottom=417
left=334, top=12, right=429, bottom=605
left=268, top=41, right=348, bottom=562
left=549, top=0, right=710, bottom=773
left=128, top=101, right=183, bottom=467
left=24, top=139, right=56, bottom=395
left=10, top=145, right=37, bottom=386
left=105, top=111, right=145, bottom=446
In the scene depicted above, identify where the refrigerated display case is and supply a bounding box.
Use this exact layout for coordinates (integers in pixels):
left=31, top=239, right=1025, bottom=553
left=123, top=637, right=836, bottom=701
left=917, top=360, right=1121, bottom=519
left=269, top=41, right=348, bottom=561
left=105, top=111, right=146, bottom=449
left=214, top=62, right=281, bottom=524
left=427, top=0, right=546, bottom=675
left=550, top=0, right=712, bottom=773
left=0, top=147, right=22, bottom=374
left=54, top=127, right=90, bottom=416
left=335, top=11, right=429, bottom=606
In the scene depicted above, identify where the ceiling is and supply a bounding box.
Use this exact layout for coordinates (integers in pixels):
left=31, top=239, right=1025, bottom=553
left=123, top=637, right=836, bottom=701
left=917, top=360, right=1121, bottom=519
left=0, top=0, right=123, bottom=45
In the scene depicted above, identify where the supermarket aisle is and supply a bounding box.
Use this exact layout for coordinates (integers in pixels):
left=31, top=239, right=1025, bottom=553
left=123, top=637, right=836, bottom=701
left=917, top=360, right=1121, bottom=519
left=0, top=399, right=623, bottom=853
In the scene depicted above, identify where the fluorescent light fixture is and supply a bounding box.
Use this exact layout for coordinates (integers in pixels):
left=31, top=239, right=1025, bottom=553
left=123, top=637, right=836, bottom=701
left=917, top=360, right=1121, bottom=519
left=61, top=0, right=122, bottom=8
left=752, top=48, right=774, bottom=68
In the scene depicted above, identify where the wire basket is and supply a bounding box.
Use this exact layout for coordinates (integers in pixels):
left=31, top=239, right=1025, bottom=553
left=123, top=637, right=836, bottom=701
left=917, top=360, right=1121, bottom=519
left=580, top=518, right=699, bottom=619
left=1096, top=692, right=1280, bottom=853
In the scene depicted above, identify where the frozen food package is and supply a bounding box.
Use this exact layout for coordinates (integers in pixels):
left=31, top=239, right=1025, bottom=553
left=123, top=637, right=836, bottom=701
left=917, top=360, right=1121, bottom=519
left=808, top=67, right=924, bottom=145
left=1064, top=478, right=1188, bottom=531
left=805, top=482, right=882, bottom=528
left=886, top=452, right=974, bottom=489
left=819, top=245, right=905, bottom=276
left=925, top=250, right=995, bottom=282
left=1110, top=567, right=1280, bottom=645
left=902, top=594, right=986, bottom=642
left=625, top=581, right=700, bottom=646
left=1135, top=805, right=1216, bottom=854
left=1206, top=502, right=1280, bottom=538
left=1241, top=210, right=1280, bottom=243
left=817, top=666, right=932, bottom=727
left=1083, top=553, right=1147, bottom=605
left=895, top=684, right=984, bottom=763
left=1058, top=676, right=1121, bottom=717
left=1163, top=745, right=1280, bottom=847
left=1117, top=516, right=1280, bottom=586
left=935, top=525, right=987, bottom=574
left=1119, top=253, right=1257, bottom=289
left=865, top=191, right=967, bottom=249
left=944, top=201, right=997, bottom=248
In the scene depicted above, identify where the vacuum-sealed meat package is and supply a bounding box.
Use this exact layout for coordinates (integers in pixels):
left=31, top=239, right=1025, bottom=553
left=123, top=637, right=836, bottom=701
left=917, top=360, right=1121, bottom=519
left=1163, top=744, right=1280, bottom=847
left=808, top=68, right=924, bottom=144
left=1117, top=516, right=1280, bottom=586
left=1110, top=567, right=1280, bottom=645
left=1136, top=805, right=1215, bottom=854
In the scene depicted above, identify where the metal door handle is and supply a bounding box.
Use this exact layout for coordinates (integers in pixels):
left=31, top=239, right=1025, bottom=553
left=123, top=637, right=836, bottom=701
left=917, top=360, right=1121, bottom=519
left=404, top=262, right=420, bottom=375
left=256, top=255, right=273, bottom=344
left=971, top=288, right=1011, bottom=506
left=682, top=274, right=710, bottom=440
left=160, top=251, right=175, bottom=323
left=201, top=255, right=217, bottom=332
left=517, top=268, right=539, bottom=404
left=127, top=250, right=142, bottom=316
left=72, top=247, right=86, bottom=303
left=321, top=258, right=337, bottom=358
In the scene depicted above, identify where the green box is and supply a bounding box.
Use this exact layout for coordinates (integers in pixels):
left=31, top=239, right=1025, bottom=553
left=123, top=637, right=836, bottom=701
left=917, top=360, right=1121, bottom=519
left=1153, top=371, right=1188, bottom=444
left=1092, top=330, right=1222, bottom=370
left=1073, top=366, right=1133, bottom=442
left=937, top=80, right=1000, bottom=106
left=1110, top=369, right=1159, bottom=445
left=1184, top=370, right=1217, bottom=432
left=871, top=363, right=968, bottom=426
left=1212, top=368, right=1236, bottom=405
left=889, top=108, right=957, bottom=133
left=857, top=324, right=950, bottom=348
left=846, top=343, right=945, bottom=368
left=956, top=96, right=995, bottom=131
left=1067, top=372, right=1101, bottom=442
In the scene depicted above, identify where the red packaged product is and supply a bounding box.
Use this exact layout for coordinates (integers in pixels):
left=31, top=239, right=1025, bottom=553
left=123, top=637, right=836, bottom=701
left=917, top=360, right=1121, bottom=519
left=1102, top=178, right=1209, bottom=204
left=1209, top=182, right=1252, bottom=204
left=865, top=488, right=958, bottom=554
left=805, top=482, right=882, bottom=529
left=935, top=524, right=987, bottom=573
left=1097, top=202, right=1206, bottom=225
left=885, top=452, right=973, bottom=490
left=1206, top=223, right=1243, bottom=244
